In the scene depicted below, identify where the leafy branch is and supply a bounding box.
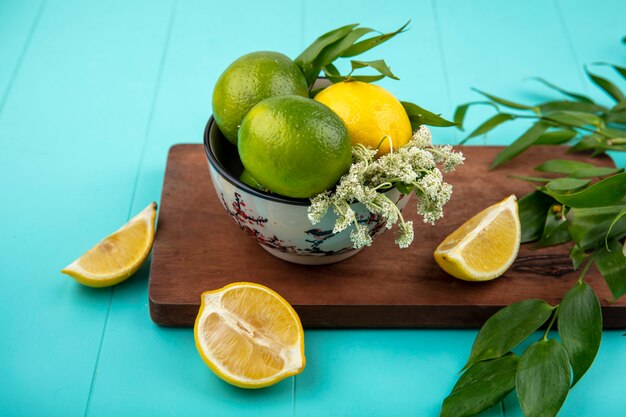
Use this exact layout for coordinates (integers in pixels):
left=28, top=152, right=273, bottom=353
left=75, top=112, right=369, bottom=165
left=441, top=140, right=626, bottom=417
left=295, top=21, right=410, bottom=88
left=295, top=22, right=457, bottom=129
left=454, top=44, right=626, bottom=170
left=441, top=39, right=626, bottom=417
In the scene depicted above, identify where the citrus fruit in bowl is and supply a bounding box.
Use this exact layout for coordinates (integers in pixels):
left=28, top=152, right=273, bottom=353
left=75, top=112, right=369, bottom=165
left=203, top=96, right=412, bottom=265
left=238, top=95, right=352, bottom=199
left=212, top=51, right=308, bottom=145
left=315, top=80, right=413, bottom=155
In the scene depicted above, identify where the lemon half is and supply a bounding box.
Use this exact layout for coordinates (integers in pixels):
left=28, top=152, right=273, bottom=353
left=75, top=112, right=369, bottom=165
left=194, top=282, right=305, bottom=389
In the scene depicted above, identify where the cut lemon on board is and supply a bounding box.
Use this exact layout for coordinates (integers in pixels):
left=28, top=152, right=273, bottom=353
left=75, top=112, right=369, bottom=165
left=61, top=202, right=157, bottom=287
left=434, top=195, right=520, bottom=282
left=194, top=282, right=305, bottom=389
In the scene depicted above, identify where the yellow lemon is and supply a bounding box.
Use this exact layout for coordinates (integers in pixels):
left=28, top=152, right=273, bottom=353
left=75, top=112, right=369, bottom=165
left=61, top=202, right=157, bottom=287
left=194, top=282, right=305, bottom=389
left=314, top=80, right=412, bottom=155
left=434, top=195, right=520, bottom=281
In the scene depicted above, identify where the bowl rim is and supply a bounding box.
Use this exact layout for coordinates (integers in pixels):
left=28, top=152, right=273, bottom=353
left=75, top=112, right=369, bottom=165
left=204, top=116, right=310, bottom=206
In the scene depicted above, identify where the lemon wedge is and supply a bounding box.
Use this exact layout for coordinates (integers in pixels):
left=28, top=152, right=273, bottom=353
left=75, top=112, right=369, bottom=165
left=194, top=282, right=305, bottom=389
left=434, top=195, right=520, bottom=281
left=61, top=202, right=157, bottom=287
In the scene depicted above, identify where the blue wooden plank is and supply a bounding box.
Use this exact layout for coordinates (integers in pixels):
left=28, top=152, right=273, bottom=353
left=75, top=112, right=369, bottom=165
left=555, top=0, right=625, bottom=101
left=437, top=0, right=584, bottom=146
left=295, top=330, right=502, bottom=417
left=555, top=0, right=626, bottom=169
left=84, top=0, right=303, bottom=415
left=0, top=0, right=44, bottom=115
left=0, top=0, right=175, bottom=415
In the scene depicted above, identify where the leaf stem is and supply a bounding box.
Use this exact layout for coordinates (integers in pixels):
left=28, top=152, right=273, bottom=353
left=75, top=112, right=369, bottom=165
left=578, top=255, right=595, bottom=284
left=542, top=306, right=560, bottom=341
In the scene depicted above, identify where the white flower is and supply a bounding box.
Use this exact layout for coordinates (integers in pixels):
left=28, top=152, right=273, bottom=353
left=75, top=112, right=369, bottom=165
left=308, top=191, right=332, bottom=224
left=443, top=150, right=465, bottom=172
left=332, top=203, right=356, bottom=234
left=350, top=224, right=373, bottom=249
left=395, top=220, right=414, bottom=248
left=307, top=126, right=461, bottom=249
left=412, top=125, right=432, bottom=147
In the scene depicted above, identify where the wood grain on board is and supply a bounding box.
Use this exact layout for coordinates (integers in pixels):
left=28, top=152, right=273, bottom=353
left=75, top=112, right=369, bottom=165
left=149, top=145, right=625, bottom=328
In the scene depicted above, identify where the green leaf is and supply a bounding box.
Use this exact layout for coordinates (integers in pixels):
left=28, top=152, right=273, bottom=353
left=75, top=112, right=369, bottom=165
left=440, top=354, right=518, bottom=417
left=545, top=177, right=591, bottom=192
left=592, top=62, right=626, bottom=80
left=595, top=239, right=626, bottom=299
left=296, top=23, right=359, bottom=83
left=528, top=77, right=594, bottom=103
left=511, top=175, right=552, bottom=183
left=546, top=172, right=626, bottom=208
left=539, top=100, right=606, bottom=114
left=346, top=75, right=386, bottom=83
left=341, top=20, right=410, bottom=57
left=518, top=191, right=556, bottom=243
left=313, top=27, right=374, bottom=67
left=568, top=205, right=626, bottom=250
left=606, top=206, right=626, bottom=247
left=537, top=207, right=571, bottom=247
left=460, top=113, right=515, bottom=144
left=543, top=110, right=603, bottom=128
left=321, top=69, right=385, bottom=84
left=569, top=134, right=604, bottom=153
left=535, top=130, right=578, bottom=145
left=473, top=88, right=536, bottom=110
left=586, top=67, right=626, bottom=102
left=395, top=182, right=413, bottom=194
left=516, top=339, right=571, bottom=417
left=570, top=245, right=588, bottom=270
left=569, top=134, right=626, bottom=155
left=463, top=299, right=554, bottom=370
left=453, top=101, right=499, bottom=131
left=490, top=122, right=550, bottom=169
left=350, top=59, right=399, bottom=80
left=558, top=281, right=602, bottom=386
left=607, top=108, right=626, bottom=124
left=401, top=101, right=457, bottom=128
left=535, top=159, right=621, bottom=178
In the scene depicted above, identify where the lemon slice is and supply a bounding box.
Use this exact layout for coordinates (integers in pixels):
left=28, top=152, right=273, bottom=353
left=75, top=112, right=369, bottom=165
left=61, top=202, right=157, bottom=287
left=194, top=282, right=305, bottom=389
left=434, top=195, right=520, bottom=281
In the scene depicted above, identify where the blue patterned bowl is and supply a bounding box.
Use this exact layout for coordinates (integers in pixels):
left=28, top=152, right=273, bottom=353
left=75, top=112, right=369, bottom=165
left=204, top=116, right=410, bottom=265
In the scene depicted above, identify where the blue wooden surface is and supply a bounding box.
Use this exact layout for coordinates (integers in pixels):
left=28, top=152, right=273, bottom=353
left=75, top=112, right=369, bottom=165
left=0, top=1, right=623, bottom=416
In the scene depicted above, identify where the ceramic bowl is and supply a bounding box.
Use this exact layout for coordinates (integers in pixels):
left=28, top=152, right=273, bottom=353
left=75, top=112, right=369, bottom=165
left=203, top=116, right=411, bottom=265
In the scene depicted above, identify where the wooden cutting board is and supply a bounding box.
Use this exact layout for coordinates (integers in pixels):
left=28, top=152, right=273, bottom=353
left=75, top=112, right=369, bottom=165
left=148, top=145, right=625, bottom=328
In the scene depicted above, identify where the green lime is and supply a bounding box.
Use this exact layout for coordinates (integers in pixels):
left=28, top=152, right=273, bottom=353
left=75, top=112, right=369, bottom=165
left=212, top=51, right=308, bottom=144
left=238, top=95, right=352, bottom=199
left=239, top=169, right=268, bottom=192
